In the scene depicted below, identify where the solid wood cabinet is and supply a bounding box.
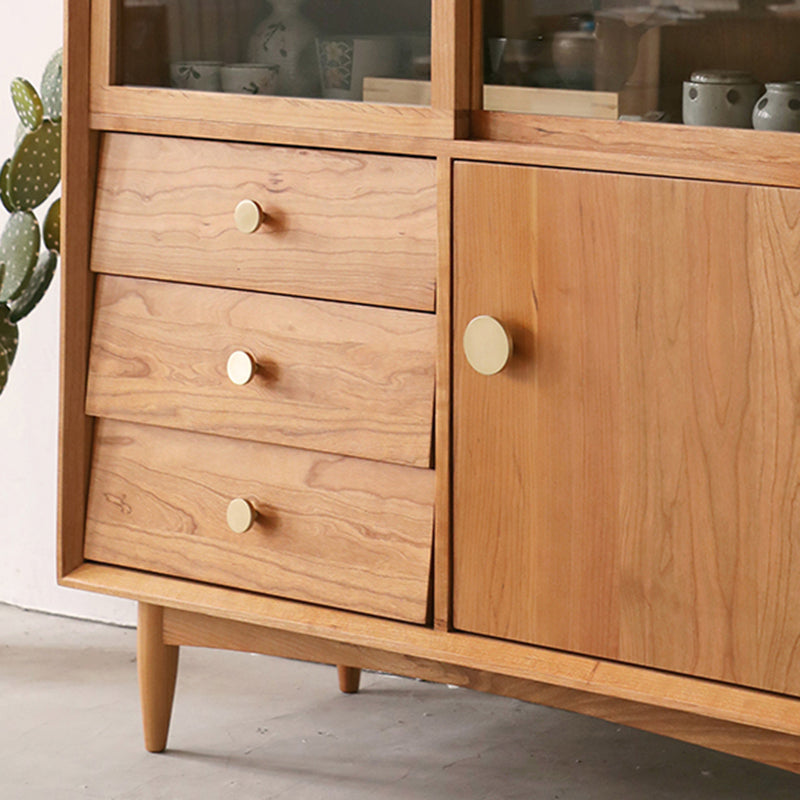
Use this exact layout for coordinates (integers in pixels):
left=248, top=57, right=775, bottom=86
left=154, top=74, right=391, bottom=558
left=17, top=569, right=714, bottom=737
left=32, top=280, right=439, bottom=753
left=453, top=162, right=800, bottom=696
left=59, top=0, right=800, bottom=776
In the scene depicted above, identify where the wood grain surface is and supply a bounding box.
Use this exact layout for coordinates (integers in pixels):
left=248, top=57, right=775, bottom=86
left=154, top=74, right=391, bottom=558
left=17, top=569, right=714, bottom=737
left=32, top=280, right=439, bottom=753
left=90, top=133, right=437, bottom=311
left=161, top=606, right=800, bottom=773
left=453, top=161, right=800, bottom=697
left=86, top=275, right=435, bottom=467
left=84, top=419, right=435, bottom=623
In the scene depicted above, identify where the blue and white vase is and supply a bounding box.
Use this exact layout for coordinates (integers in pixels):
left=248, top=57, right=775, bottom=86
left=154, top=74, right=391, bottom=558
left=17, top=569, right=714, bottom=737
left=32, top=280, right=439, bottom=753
left=247, top=0, right=320, bottom=97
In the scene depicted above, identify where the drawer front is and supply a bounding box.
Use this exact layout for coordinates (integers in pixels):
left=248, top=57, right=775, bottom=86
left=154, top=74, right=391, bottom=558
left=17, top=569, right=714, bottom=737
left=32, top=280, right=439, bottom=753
left=86, top=275, right=435, bottom=468
left=84, top=419, right=435, bottom=624
left=90, top=134, right=437, bottom=311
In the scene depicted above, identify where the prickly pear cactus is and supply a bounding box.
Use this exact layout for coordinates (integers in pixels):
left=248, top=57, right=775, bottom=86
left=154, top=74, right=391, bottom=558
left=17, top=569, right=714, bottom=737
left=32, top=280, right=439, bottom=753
left=7, top=119, right=61, bottom=212
left=0, top=49, right=61, bottom=395
left=43, top=197, right=60, bottom=252
left=0, top=210, right=40, bottom=303
left=11, top=77, right=44, bottom=130
left=0, top=159, right=12, bottom=213
left=9, top=249, right=57, bottom=324
left=0, top=302, right=19, bottom=394
left=40, top=48, right=63, bottom=121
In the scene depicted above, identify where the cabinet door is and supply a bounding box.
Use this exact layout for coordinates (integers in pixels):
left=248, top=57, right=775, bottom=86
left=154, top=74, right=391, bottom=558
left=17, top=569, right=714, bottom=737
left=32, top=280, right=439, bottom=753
left=453, top=161, right=800, bottom=696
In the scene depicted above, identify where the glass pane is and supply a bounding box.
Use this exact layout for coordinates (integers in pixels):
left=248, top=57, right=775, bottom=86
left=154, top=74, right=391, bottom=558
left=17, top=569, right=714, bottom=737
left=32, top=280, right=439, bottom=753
left=484, top=1, right=800, bottom=131
left=118, top=0, right=432, bottom=104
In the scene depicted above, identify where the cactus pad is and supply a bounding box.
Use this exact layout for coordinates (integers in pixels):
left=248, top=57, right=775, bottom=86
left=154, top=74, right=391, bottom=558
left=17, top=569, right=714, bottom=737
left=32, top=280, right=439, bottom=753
left=9, top=249, right=57, bottom=324
left=11, top=77, right=44, bottom=131
left=0, top=159, right=13, bottom=213
left=0, top=210, right=40, bottom=303
left=40, top=48, right=63, bottom=120
left=7, top=119, right=61, bottom=211
left=0, top=302, right=19, bottom=393
left=44, top=197, right=60, bottom=253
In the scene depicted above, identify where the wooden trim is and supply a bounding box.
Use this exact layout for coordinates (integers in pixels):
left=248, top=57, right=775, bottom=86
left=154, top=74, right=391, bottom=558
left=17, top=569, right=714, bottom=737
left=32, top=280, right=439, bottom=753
left=162, top=606, right=800, bottom=773
left=63, top=562, right=800, bottom=740
left=433, top=155, right=453, bottom=631
left=466, top=112, right=800, bottom=188
left=88, top=111, right=445, bottom=156
left=90, top=0, right=113, bottom=95
left=90, top=85, right=457, bottom=140
left=431, top=0, right=472, bottom=136
left=59, top=0, right=97, bottom=579
left=470, top=0, right=482, bottom=111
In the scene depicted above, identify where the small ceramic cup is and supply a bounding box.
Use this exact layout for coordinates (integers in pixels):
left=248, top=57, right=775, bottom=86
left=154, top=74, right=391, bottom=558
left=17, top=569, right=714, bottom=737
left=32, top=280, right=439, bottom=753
left=752, top=82, right=800, bottom=132
left=169, top=61, right=223, bottom=92
left=682, top=69, right=761, bottom=128
left=221, top=63, right=281, bottom=95
left=316, top=35, right=400, bottom=101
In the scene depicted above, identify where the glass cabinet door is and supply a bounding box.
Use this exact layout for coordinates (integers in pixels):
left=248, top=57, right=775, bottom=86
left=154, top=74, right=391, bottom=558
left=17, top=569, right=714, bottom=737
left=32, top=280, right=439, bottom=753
left=482, top=0, right=800, bottom=131
left=119, top=0, right=432, bottom=105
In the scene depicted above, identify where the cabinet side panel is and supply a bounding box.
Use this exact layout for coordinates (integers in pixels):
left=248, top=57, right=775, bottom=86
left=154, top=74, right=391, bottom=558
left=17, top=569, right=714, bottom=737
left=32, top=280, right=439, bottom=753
left=59, top=0, right=97, bottom=579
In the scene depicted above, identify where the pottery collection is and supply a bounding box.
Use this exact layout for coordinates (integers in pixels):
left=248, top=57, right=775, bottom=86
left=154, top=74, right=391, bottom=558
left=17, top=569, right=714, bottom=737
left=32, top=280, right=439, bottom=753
left=682, top=70, right=763, bottom=128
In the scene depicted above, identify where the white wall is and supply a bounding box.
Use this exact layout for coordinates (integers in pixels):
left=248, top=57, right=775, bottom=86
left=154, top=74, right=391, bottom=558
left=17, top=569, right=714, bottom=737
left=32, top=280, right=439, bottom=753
left=0, top=1, right=135, bottom=625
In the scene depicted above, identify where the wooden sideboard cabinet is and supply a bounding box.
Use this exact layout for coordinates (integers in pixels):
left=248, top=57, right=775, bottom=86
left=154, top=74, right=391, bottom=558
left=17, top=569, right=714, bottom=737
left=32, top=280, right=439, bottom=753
left=59, top=0, right=800, bottom=774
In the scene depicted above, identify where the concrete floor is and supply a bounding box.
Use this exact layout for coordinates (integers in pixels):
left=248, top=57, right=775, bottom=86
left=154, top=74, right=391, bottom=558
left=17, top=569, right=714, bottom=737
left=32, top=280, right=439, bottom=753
left=3, top=604, right=800, bottom=799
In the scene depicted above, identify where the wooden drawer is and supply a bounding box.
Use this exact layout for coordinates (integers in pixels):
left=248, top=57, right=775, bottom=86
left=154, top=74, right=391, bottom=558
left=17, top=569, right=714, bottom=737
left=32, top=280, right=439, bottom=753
left=90, top=134, right=437, bottom=311
left=86, top=275, right=435, bottom=468
left=84, top=419, right=435, bottom=623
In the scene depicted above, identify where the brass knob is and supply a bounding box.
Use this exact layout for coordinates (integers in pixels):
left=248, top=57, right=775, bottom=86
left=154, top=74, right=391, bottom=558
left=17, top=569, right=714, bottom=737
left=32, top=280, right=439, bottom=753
left=227, top=498, right=257, bottom=534
left=463, top=315, right=513, bottom=376
left=227, top=350, right=256, bottom=386
left=234, top=199, right=263, bottom=234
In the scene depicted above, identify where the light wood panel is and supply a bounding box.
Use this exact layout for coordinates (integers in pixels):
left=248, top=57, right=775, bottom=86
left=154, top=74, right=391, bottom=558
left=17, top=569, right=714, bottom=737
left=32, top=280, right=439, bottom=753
left=84, top=419, right=435, bottom=623
left=90, top=134, right=437, bottom=311
left=433, top=156, right=453, bottom=630
left=453, top=162, right=800, bottom=697
left=59, top=0, right=97, bottom=579
left=162, top=606, right=800, bottom=773
left=86, top=275, right=435, bottom=468
left=469, top=113, right=800, bottom=190
left=61, top=562, right=800, bottom=744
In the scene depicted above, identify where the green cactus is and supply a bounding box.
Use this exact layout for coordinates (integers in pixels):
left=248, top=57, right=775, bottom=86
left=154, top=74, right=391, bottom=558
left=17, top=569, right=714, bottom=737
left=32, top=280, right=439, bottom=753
left=0, top=159, right=12, bottom=213
left=0, top=210, right=40, bottom=303
left=0, top=302, right=20, bottom=394
left=0, top=50, right=61, bottom=396
left=11, top=77, right=44, bottom=131
left=43, top=197, right=60, bottom=253
left=8, top=249, right=57, bottom=324
left=40, top=49, right=62, bottom=120
left=7, top=119, right=61, bottom=212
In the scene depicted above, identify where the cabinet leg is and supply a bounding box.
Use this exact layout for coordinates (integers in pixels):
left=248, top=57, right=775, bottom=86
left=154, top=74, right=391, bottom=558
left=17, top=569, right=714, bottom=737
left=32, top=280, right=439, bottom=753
left=137, top=602, right=179, bottom=753
left=337, top=665, right=361, bottom=694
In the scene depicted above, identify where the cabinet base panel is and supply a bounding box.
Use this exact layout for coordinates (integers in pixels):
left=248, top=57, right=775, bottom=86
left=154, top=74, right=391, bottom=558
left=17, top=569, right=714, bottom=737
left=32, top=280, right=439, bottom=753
left=162, top=607, right=800, bottom=774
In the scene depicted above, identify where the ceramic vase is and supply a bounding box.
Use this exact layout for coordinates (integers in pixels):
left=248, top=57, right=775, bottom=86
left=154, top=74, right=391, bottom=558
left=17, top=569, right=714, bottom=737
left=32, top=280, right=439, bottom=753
left=247, top=0, right=320, bottom=97
left=752, top=82, right=800, bottom=132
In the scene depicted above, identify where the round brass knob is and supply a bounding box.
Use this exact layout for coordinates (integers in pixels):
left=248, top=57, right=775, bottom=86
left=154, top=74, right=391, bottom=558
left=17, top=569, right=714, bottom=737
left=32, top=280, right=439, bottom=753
left=227, top=350, right=256, bottom=386
left=463, top=315, right=513, bottom=376
left=234, top=199, right=263, bottom=234
left=227, top=498, right=257, bottom=534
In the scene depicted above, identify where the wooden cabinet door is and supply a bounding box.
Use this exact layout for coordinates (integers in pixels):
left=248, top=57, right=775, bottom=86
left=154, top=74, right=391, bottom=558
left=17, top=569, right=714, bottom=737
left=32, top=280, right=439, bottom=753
left=453, top=161, right=800, bottom=696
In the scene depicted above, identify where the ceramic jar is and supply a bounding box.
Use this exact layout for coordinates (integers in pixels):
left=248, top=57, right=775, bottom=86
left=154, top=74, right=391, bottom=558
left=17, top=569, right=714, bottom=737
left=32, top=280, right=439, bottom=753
left=682, top=70, right=762, bottom=128
left=552, top=30, right=595, bottom=91
left=247, top=0, right=320, bottom=97
left=752, top=82, right=800, bottom=132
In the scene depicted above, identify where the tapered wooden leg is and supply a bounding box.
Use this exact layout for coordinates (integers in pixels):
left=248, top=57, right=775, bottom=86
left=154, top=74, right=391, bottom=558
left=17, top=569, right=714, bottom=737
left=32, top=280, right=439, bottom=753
left=138, top=603, right=180, bottom=753
left=337, top=665, right=361, bottom=694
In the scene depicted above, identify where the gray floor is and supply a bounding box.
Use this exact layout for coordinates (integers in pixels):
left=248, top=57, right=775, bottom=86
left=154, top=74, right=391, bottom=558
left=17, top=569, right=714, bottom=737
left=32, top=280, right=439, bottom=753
left=3, top=604, right=800, bottom=799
